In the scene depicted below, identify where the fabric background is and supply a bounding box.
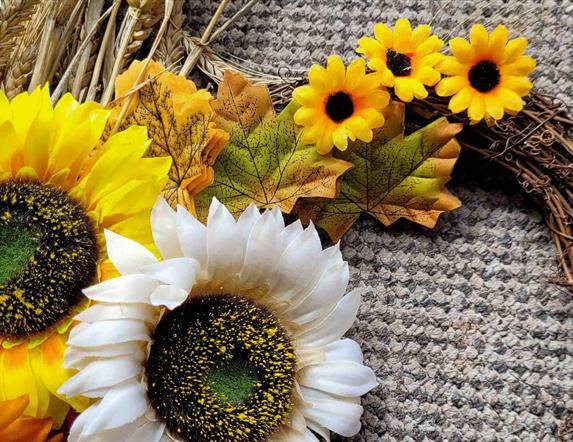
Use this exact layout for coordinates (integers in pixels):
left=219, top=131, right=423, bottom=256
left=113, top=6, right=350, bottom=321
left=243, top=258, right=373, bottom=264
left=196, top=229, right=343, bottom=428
left=184, top=1, right=573, bottom=440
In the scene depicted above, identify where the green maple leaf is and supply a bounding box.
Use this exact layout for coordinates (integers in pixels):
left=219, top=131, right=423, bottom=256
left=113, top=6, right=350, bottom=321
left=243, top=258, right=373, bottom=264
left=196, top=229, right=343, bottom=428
left=195, top=71, right=352, bottom=220
left=296, top=102, right=463, bottom=242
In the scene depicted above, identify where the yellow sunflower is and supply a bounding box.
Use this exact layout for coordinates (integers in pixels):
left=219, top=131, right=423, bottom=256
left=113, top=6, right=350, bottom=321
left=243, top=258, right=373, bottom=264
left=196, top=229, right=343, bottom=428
left=293, top=55, right=390, bottom=154
left=356, top=18, right=443, bottom=102
left=0, top=395, right=61, bottom=442
left=0, top=86, right=171, bottom=426
left=435, top=24, right=535, bottom=123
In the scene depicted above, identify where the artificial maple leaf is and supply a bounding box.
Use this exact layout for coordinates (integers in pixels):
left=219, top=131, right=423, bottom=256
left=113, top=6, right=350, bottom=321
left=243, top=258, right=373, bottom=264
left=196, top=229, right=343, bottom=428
left=296, top=102, right=462, bottom=242
left=194, top=71, right=353, bottom=220
left=106, top=59, right=229, bottom=213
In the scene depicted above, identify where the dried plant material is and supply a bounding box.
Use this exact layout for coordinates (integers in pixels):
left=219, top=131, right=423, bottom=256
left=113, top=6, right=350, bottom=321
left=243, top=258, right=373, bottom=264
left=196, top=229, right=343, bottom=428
left=296, top=102, right=462, bottom=242
left=107, top=59, right=229, bottom=213
left=154, top=0, right=185, bottom=68
left=0, top=0, right=37, bottom=79
left=194, top=71, right=353, bottom=220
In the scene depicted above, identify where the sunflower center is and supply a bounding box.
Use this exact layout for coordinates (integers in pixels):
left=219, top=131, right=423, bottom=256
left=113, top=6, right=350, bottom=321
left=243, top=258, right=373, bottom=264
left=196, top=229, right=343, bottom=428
left=0, top=222, right=39, bottom=285
left=0, top=180, right=98, bottom=338
left=206, top=360, right=257, bottom=405
left=145, top=294, right=296, bottom=442
left=386, top=49, right=412, bottom=77
left=468, top=60, right=501, bottom=93
left=325, top=91, right=354, bottom=122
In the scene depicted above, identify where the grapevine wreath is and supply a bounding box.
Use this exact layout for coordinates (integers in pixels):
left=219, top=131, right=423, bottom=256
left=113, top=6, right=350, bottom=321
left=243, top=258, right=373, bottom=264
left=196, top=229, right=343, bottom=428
left=0, top=0, right=571, bottom=441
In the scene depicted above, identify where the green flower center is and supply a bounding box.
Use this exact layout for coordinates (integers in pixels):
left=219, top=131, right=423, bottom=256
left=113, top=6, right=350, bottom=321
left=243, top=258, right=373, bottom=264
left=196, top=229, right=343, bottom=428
left=386, top=49, right=412, bottom=77
left=206, top=360, right=257, bottom=405
left=325, top=91, right=354, bottom=122
left=0, top=180, right=98, bottom=338
left=468, top=60, right=501, bottom=93
left=145, top=294, right=296, bottom=442
left=0, top=222, right=39, bottom=285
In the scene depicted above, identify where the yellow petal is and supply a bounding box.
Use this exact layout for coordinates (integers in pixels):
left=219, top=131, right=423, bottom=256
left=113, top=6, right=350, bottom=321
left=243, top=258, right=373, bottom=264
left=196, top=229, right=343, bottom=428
left=416, top=35, right=442, bottom=56
left=469, top=24, right=489, bottom=55
left=503, top=37, right=528, bottom=63
left=332, top=125, right=349, bottom=151
left=0, top=345, right=39, bottom=417
left=500, top=55, right=536, bottom=76
left=356, top=37, right=385, bottom=60
left=380, top=67, right=395, bottom=87
left=315, top=130, right=334, bottom=154
left=346, top=116, right=374, bottom=141
left=501, top=75, right=533, bottom=96
left=326, top=55, right=346, bottom=91
left=394, top=78, right=414, bottom=102
left=393, top=18, right=412, bottom=53
left=358, top=108, right=386, bottom=128
left=0, top=395, right=28, bottom=429
left=294, top=107, right=319, bottom=126
left=345, top=58, right=366, bottom=90
left=293, top=85, right=321, bottom=107
left=497, top=88, right=524, bottom=112
left=439, top=56, right=467, bottom=76
left=468, top=94, right=486, bottom=121
left=449, top=37, right=475, bottom=63
left=373, top=23, right=393, bottom=48
left=411, top=24, right=431, bottom=48
left=488, top=24, right=509, bottom=62
left=308, top=64, right=328, bottom=90
left=448, top=87, right=474, bottom=113
left=301, top=123, right=324, bottom=144
left=417, top=66, right=441, bottom=86
left=484, top=94, right=504, bottom=120
left=410, top=79, right=429, bottom=99
left=0, top=415, right=54, bottom=442
left=436, top=76, right=466, bottom=96
left=358, top=88, right=390, bottom=110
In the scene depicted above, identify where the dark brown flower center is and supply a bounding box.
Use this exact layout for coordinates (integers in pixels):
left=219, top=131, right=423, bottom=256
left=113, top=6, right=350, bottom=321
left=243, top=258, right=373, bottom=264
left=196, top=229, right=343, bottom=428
left=325, top=91, right=354, bottom=122
left=386, top=49, right=412, bottom=77
left=468, top=60, right=501, bottom=93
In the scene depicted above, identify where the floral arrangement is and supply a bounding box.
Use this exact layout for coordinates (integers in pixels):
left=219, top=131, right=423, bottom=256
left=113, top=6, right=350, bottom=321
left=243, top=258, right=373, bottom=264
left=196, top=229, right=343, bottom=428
left=0, top=1, right=569, bottom=441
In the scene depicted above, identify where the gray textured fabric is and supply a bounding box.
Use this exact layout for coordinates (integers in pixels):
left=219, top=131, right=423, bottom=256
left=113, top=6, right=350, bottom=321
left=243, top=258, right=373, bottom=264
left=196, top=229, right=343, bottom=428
left=185, top=1, right=573, bottom=440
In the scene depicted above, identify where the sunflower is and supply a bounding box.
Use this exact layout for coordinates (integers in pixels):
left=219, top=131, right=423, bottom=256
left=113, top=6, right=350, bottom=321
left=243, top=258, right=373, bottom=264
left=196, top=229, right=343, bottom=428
left=435, top=24, right=535, bottom=123
left=356, top=18, right=443, bottom=102
left=293, top=55, right=390, bottom=154
left=59, top=197, right=377, bottom=442
left=0, top=395, right=62, bottom=442
left=0, top=86, right=171, bottom=426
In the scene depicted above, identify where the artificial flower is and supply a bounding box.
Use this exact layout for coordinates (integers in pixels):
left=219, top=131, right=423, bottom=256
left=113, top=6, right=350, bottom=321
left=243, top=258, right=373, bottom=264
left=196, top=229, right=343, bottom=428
left=59, top=197, right=378, bottom=442
left=356, top=18, right=443, bottom=102
left=0, top=86, right=171, bottom=425
left=435, top=24, right=535, bottom=123
left=0, top=395, right=62, bottom=442
left=293, top=55, right=390, bottom=154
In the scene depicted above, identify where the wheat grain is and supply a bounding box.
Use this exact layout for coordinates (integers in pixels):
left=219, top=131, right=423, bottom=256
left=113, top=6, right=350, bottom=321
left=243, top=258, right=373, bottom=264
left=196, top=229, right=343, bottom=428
left=154, top=0, right=183, bottom=67
left=0, top=0, right=38, bottom=79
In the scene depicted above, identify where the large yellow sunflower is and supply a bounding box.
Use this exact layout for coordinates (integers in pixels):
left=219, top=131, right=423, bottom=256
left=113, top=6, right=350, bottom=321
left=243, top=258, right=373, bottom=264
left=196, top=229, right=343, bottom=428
left=293, top=55, right=390, bottom=154
left=0, top=86, right=171, bottom=426
left=356, top=18, right=443, bottom=102
left=435, top=24, right=535, bottom=123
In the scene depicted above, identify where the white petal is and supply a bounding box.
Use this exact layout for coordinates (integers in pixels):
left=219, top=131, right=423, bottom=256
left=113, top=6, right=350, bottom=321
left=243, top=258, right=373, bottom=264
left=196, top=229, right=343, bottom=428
left=149, top=284, right=189, bottom=310
left=141, top=257, right=199, bottom=292
left=299, top=360, right=377, bottom=397
left=105, top=230, right=158, bottom=275
left=206, top=197, right=244, bottom=282
left=296, top=289, right=361, bottom=347
left=299, top=387, right=363, bottom=437
left=83, top=274, right=158, bottom=304
left=58, top=358, right=142, bottom=398
left=239, top=210, right=284, bottom=287
left=63, top=342, right=147, bottom=370
left=270, top=206, right=285, bottom=229
left=286, top=261, right=349, bottom=325
left=272, top=223, right=323, bottom=301
left=151, top=197, right=182, bottom=259
left=306, top=419, right=330, bottom=441
left=68, top=319, right=150, bottom=348
left=69, top=402, right=101, bottom=441
left=127, top=420, right=166, bottom=442
left=82, top=381, right=147, bottom=435
left=176, top=204, right=207, bottom=268
left=76, top=416, right=154, bottom=442
left=324, top=339, right=364, bottom=364
left=237, top=203, right=261, bottom=242
left=269, top=426, right=319, bottom=442
left=280, top=219, right=303, bottom=248
left=74, top=303, right=157, bottom=324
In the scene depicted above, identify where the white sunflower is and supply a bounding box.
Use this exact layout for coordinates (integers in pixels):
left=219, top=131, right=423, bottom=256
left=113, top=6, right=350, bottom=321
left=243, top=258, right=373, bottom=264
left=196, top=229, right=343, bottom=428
left=59, top=198, right=377, bottom=442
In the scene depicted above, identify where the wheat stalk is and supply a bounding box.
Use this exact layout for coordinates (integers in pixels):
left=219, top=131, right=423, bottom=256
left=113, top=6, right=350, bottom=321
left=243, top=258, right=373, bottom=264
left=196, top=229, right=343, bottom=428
left=154, top=0, right=184, bottom=67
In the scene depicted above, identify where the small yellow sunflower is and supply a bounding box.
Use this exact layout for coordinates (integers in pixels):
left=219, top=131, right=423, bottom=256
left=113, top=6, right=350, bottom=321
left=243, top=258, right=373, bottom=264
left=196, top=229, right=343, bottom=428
left=356, top=18, right=443, bottom=102
left=0, top=395, right=62, bottom=442
left=293, top=55, right=390, bottom=154
left=0, top=86, right=171, bottom=426
left=435, top=24, right=535, bottom=123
